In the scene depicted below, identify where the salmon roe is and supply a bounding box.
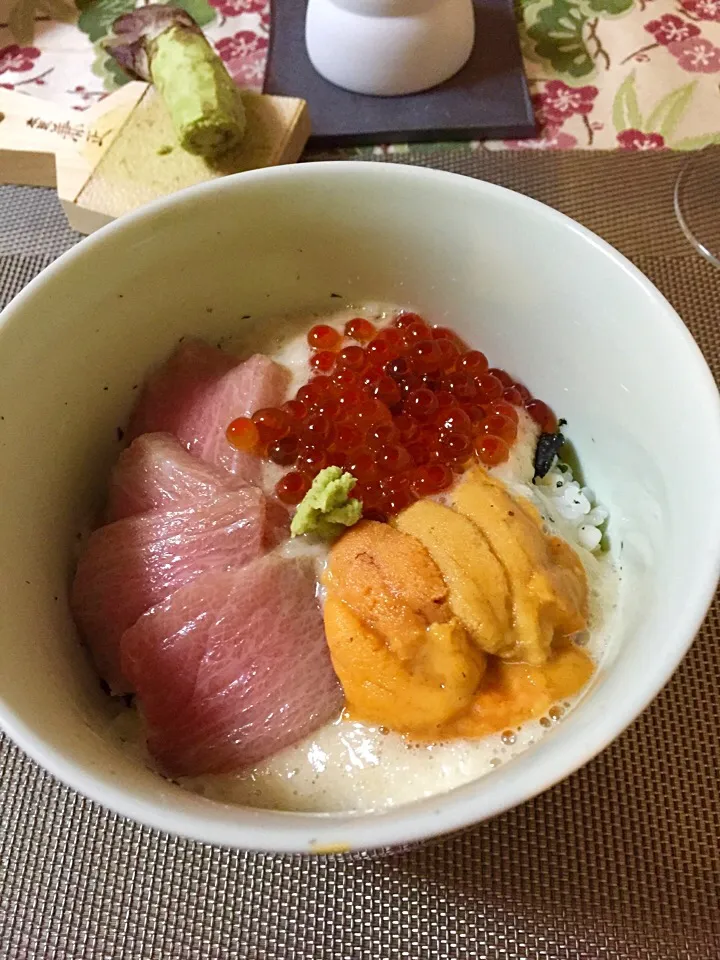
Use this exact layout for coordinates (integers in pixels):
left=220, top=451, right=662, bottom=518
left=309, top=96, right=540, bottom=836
left=226, top=416, right=259, bottom=453
left=276, top=470, right=311, bottom=505
left=309, top=350, right=336, bottom=374
left=307, top=324, right=341, bottom=351
left=344, top=317, right=376, bottom=343
left=229, top=312, right=558, bottom=520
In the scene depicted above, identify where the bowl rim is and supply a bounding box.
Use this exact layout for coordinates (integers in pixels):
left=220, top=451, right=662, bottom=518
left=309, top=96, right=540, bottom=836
left=1, top=160, right=719, bottom=854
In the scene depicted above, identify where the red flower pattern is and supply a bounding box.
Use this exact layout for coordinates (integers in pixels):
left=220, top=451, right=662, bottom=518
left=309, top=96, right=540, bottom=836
left=616, top=129, right=666, bottom=149
left=0, top=44, right=41, bottom=74
left=231, top=49, right=266, bottom=88
left=215, top=31, right=269, bottom=90
left=681, top=0, right=720, bottom=20
left=644, top=14, right=700, bottom=44
left=669, top=36, right=720, bottom=70
left=505, top=127, right=579, bottom=150
left=69, top=84, right=108, bottom=104
left=210, top=0, right=266, bottom=16
left=532, top=80, right=598, bottom=127
left=216, top=31, right=268, bottom=62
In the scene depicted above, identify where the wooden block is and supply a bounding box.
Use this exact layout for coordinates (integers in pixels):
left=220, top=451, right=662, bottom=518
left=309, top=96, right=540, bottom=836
left=0, top=83, right=310, bottom=235
left=74, top=88, right=310, bottom=231
left=0, top=83, right=148, bottom=195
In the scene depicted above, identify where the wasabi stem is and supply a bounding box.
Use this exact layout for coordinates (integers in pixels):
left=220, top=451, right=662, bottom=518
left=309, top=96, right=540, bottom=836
left=291, top=467, right=363, bottom=540
left=106, top=5, right=245, bottom=159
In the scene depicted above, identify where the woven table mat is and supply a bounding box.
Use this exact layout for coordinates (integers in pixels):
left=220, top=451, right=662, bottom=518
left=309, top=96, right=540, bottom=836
left=1, top=152, right=719, bottom=960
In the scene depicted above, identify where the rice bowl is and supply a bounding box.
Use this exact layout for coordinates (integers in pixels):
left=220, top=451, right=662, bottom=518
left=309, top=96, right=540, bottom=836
left=0, top=162, right=717, bottom=853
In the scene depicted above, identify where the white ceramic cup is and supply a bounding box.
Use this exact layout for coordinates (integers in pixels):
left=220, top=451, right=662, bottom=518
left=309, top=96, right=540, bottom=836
left=305, top=0, right=476, bottom=96
left=0, top=162, right=719, bottom=854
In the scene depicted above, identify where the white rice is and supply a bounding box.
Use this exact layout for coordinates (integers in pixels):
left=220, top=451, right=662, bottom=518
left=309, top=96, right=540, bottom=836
left=536, top=465, right=608, bottom=553
left=491, top=410, right=608, bottom=556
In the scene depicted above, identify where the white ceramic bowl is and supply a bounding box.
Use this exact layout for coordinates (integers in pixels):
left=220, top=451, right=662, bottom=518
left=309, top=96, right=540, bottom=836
left=1, top=163, right=719, bottom=854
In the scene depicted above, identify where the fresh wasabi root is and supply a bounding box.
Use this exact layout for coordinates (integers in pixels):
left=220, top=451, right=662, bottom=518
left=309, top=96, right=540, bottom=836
left=106, top=5, right=246, bottom=159
left=291, top=467, right=363, bottom=540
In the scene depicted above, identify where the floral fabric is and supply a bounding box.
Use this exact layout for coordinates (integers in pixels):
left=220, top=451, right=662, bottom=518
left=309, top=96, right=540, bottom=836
left=500, top=0, right=720, bottom=151
left=0, top=0, right=268, bottom=110
left=0, top=0, right=719, bottom=150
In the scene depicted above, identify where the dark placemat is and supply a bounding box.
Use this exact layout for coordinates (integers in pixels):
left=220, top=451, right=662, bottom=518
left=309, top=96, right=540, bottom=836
left=1, top=151, right=719, bottom=959
left=264, top=1, right=535, bottom=146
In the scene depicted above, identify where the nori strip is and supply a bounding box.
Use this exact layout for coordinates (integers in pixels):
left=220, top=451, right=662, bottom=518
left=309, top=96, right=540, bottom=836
left=534, top=424, right=611, bottom=552
left=533, top=419, right=567, bottom=480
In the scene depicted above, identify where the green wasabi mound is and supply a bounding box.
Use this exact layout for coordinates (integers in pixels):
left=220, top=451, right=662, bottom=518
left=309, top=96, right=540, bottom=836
left=291, top=467, right=363, bottom=540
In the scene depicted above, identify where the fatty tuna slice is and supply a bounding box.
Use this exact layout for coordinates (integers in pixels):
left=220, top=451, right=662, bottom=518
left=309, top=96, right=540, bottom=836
left=121, top=555, right=343, bottom=777
left=72, top=490, right=289, bottom=694
left=127, top=340, right=289, bottom=482
left=107, top=432, right=247, bottom=522
left=199, top=353, right=291, bottom=476
left=127, top=340, right=236, bottom=441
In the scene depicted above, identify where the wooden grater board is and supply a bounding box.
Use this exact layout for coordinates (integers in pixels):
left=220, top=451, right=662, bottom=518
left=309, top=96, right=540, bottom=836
left=76, top=88, right=311, bottom=223
left=0, top=83, right=310, bottom=235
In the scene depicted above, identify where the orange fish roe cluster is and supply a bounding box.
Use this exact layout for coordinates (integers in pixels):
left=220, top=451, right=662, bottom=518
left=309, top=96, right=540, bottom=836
left=226, top=313, right=557, bottom=519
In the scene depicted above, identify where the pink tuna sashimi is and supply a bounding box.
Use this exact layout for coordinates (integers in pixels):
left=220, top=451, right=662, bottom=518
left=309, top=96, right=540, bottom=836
left=107, top=432, right=248, bottom=522
left=200, top=354, right=291, bottom=476
left=127, top=340, right=236, bottom=440
left=127, top=340, right=290, bottom=482
left=121, top=556, right=343, bottom=777
left=72, top=490, right=289, bottom=694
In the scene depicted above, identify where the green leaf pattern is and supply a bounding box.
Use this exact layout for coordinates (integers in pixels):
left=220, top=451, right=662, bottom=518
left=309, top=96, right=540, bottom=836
left=646, top=83, right=697, bottom=141
left=672, top=133, right=720, bottom=151
left=76, top=0, right=216, bottom=90
left=526, top=0, right=595, bottom=79
left=582, top=0, right=632, bottom=16
left=90, top=38, right=130, bottom=88
left=172, top=0, right=216, bottom=29
left=612, top=72, right=642, bottom=131
left=519, top=0, right=636, bottom=80
left=77, top=0, right=136, bottom=44
left=610, top=73, right=715, bottom=147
